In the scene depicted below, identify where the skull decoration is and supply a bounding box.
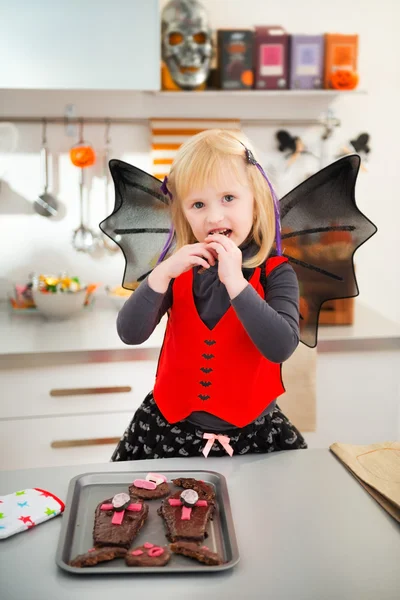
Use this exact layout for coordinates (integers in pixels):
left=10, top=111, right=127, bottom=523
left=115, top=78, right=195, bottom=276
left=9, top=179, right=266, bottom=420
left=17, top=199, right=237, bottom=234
left=161, top=0, right=213, bottom=90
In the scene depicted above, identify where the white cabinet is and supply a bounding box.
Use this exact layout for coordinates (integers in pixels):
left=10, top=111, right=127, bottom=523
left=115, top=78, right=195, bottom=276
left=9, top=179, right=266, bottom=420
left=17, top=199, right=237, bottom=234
left=0, top=359, right=158, bottom=470
left=0, top=0, right=160, bottom=90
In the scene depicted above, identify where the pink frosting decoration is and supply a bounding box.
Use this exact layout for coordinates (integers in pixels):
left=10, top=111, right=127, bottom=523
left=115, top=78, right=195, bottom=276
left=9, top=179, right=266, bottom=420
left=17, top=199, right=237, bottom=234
left=201, top=546, right=209, bottom=550
left=196, top=500, right=208, bottom=507
left=88, top=548, right=96, bottom=553
left=111, top=511, right=124, bottom=525
left=168, top=498, right=182, bottom=506
left=101, top=501, right=142, bottom=526
left=143, top=542, right=154, bottom=549
left=181, top=506, right=192, bottom=520
left=127, top=503, right=142, bottom=511
left=148, top=547, right=164, bottom=557
left=133, top=479, right=156, bottom=490
left=131, top=549, right=144, bottom=556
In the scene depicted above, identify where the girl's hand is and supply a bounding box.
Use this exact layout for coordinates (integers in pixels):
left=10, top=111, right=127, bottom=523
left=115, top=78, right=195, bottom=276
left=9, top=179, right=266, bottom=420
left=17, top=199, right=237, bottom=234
left=149, top=243, right=216, bottom=293
left=205, top=234, right=248, bottom=298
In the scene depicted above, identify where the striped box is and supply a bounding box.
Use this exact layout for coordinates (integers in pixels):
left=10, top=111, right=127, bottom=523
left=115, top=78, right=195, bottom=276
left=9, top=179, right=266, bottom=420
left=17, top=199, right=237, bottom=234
left=151, top=119, right=241, bottom=180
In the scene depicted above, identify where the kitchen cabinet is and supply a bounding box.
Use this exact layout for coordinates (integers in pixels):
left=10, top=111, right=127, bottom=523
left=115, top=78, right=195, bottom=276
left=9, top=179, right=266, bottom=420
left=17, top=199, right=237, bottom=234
left=0, top=0, right=160, bottom=90
left=0, top=360, right=158, bottom=470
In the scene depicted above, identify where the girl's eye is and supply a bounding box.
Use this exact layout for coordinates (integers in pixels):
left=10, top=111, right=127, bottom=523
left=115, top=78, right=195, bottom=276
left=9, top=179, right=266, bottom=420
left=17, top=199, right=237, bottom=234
left=223, top=194, right=235, bottom=202
left=193, top=201, right=204, bottom=209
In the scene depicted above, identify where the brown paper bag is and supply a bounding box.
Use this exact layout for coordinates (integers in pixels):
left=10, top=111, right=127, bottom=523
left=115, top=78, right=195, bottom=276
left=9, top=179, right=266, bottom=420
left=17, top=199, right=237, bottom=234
left=279, top=344, right=316, bottom=432
left=330, top=442, right=400, bottom=522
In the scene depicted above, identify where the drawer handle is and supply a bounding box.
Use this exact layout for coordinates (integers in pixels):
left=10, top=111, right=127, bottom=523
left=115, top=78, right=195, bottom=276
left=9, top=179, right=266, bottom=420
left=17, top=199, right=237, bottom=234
left=50, top=386, right=132, bottom=397
left=51, top=437, right=120, bottom=448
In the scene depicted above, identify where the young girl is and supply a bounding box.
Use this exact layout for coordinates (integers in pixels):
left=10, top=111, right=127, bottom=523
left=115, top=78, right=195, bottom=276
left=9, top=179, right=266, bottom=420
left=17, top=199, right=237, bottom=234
left=112, top=129, right=307, bottom=461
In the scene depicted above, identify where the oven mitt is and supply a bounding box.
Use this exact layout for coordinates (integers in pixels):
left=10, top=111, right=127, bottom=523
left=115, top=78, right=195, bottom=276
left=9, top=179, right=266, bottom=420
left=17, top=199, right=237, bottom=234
left=0, top=488, right=65, bottom=539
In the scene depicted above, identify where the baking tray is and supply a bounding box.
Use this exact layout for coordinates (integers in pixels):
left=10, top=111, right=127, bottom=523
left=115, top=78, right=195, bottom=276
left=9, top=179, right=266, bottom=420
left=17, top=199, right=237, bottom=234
left=56, top=469, right=240, bottom=575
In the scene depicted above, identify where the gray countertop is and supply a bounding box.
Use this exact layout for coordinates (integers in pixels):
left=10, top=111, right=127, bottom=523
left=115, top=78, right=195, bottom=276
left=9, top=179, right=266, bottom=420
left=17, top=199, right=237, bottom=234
left=0, top=450, right=399, bottom=600
left=1, top=297, right=400, bottom=368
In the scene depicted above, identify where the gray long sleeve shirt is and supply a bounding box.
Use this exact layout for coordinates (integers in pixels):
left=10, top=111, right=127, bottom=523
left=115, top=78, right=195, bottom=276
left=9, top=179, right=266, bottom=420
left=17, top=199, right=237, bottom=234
left=117, top=245, right=300, bottom=432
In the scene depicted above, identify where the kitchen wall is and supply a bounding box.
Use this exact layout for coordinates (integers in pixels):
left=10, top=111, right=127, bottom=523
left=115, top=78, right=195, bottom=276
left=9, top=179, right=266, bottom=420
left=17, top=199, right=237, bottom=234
left=1, top=0, right=399, bottom=323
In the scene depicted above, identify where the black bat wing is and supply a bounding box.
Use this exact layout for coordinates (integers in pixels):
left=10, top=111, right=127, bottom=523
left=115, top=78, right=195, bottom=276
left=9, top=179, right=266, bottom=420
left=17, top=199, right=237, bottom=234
left=279, top=154, right=377, bottom=347
left=99, top=160, right=172, bottom=290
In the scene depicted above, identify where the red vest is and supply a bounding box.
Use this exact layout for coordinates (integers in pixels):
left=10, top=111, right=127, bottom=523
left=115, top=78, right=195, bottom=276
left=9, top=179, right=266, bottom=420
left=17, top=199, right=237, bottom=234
left=153, top=257, right=288, bottom=428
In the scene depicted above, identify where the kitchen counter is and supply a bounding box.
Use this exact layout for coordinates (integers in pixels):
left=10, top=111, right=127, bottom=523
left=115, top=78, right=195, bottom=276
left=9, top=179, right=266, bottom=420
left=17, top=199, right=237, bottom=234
left=1, top=296, right=400, bottom=368
left=0, top=451, right=399, bottom=600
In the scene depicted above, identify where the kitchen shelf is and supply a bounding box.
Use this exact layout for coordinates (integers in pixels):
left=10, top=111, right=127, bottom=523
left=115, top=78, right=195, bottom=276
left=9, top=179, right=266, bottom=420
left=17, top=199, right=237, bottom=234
left=146, top=89, right=367, bottom=98
left=0, top=88, right=367, bottom=128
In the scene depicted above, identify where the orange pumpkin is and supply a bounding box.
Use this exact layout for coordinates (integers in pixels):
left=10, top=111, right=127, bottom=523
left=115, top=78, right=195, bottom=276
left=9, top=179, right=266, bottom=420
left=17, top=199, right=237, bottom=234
left=330, top=69, right=359, bottom=91
left=69, top=144, right=96, bottom=168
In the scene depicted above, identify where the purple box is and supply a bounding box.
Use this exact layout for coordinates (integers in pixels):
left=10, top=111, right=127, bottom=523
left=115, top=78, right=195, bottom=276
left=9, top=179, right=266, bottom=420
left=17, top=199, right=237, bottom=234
left=289, top=35, right=324, bottom=89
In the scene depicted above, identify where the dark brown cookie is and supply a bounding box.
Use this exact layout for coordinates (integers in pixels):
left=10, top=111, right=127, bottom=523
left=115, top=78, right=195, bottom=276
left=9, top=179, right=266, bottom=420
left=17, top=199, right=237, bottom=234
left=70, top=546, right=127, bottom=568
left=128, top=481, right=170, bottom=500
left=158, top=490, right=213, bottom=543
left=93, top=497, right=149, bottom=549
left=172, top=477, right=216, bottom=501
left=170, top=541, right=223, bottom=566
left=125, top=543, right=171, bottom=567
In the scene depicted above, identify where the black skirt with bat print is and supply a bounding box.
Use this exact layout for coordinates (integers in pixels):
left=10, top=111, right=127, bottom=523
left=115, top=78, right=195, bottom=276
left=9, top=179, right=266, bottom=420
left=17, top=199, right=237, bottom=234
left=111, top=392, right=307, bottom=461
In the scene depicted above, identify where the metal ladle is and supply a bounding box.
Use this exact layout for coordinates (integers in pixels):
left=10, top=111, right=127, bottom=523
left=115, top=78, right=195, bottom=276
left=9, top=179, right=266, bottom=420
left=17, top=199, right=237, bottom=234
left=34, top=120, right=59, bottom=218
left=71, top=120, right=99, bottom=253
left=72, top=167, right=96, bottom=252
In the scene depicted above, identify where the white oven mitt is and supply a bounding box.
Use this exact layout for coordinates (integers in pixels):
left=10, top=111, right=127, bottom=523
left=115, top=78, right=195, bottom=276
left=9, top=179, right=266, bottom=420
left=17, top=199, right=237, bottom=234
left=0, top=488, right=65, bottom=539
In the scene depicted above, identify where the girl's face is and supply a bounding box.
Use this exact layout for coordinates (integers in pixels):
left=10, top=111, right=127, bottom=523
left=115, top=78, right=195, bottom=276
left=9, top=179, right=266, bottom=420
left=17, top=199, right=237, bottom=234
left=181, top=161, right=255, bottom=247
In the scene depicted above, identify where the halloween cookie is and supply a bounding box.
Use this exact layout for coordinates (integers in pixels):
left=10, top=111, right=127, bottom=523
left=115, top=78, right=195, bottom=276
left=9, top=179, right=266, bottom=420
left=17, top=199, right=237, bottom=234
left=125, top=542, right=171, bottom=567
left=70, top=546, right=127, bottom=567
left=170, top=541, right=223, bottom=566
left=172, top=477, right=215, bottom=502
left=129, top=472, right=171, bottom=500
left=158, top=489, right=213, bottom=543
left=93, top=493, right=149, bottom=549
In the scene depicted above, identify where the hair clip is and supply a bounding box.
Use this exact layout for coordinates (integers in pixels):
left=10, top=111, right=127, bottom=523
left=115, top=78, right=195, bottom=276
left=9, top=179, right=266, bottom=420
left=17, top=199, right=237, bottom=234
left=160, top=176, right=172, bottom=200
left=244, top=147, right=257, bottom=165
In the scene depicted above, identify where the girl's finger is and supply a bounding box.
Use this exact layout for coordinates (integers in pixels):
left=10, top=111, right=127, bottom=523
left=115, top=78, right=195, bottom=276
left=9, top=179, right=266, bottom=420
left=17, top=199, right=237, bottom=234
left=205, top=234, right=236, bottom=251
left=190, top=248, right=216, bottom=265
left=205, top=241, right=226, bottom=255
left=199, top=248, right=217, bottom=265
left=189, top=256, right=210, bottom=269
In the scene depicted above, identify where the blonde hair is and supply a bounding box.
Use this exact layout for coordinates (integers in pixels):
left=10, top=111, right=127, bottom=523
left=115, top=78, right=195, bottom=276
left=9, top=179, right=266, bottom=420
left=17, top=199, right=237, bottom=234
left=166, top=129, right=276, bottom=268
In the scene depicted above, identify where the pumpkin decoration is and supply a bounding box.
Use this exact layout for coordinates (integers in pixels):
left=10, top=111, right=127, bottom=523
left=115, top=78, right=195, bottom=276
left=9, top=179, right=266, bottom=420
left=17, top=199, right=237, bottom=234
left=330, top=69, right=359, bottom=91
left=69, top=143, right=96, bottom=168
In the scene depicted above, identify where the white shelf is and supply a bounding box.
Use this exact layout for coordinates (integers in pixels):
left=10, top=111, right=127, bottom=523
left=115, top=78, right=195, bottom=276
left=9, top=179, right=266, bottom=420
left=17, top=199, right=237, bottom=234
left=147, top=90, right=367, bottom=98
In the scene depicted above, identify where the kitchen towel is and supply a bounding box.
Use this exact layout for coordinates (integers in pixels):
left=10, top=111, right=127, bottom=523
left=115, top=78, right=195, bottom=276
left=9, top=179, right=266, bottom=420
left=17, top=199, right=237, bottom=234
left=150, top=119, right=241, bottom=180
left=0, top=488, right=65, bottom=539
left=330, top=441, right=400, bottom=522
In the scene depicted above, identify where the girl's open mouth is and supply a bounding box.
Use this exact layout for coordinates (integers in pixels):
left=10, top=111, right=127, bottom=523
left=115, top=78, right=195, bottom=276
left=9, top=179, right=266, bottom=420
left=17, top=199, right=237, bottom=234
left=208, top=229, right=232, bottom=237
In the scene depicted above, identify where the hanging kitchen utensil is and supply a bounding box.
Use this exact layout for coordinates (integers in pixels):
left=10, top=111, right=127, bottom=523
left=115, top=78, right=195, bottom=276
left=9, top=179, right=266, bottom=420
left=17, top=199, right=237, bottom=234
left=70, top=120, right=98, bottom=253
left=34, top=120, right=59, bottom=218
left=102, top=121, right=119, bottom=254
left=72, top=167, right=96, bottom=252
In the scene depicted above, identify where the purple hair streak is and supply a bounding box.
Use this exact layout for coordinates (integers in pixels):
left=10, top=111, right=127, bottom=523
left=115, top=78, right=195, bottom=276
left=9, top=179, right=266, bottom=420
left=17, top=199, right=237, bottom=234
left=243, top=147, right=282, bottom=256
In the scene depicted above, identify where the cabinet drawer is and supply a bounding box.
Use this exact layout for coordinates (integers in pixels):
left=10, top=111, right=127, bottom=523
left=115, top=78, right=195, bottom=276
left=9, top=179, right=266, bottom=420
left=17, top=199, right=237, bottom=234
left=0, top=360, right=157, bottom=419
left=0, top=412, right=133, bottom=470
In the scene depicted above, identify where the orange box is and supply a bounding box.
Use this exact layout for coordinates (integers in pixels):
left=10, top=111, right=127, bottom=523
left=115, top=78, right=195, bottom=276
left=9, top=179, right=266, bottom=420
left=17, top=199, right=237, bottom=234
left=323, top=33, right=358, bottom=89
